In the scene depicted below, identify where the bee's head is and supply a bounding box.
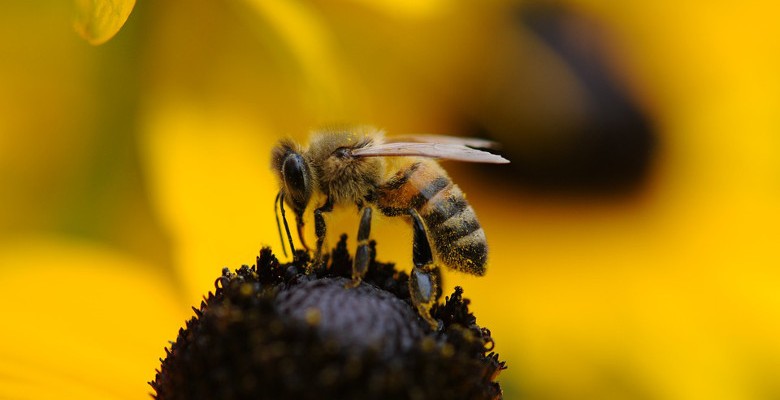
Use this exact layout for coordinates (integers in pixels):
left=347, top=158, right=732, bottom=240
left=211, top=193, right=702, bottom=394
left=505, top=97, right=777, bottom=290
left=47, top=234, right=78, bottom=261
left=272, top=140, right=313, bottom=217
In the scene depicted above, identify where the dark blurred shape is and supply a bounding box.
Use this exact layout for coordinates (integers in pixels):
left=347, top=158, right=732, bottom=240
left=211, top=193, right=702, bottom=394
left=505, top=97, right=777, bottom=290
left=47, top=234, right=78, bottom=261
left=466, top=5, right=657, bottom=194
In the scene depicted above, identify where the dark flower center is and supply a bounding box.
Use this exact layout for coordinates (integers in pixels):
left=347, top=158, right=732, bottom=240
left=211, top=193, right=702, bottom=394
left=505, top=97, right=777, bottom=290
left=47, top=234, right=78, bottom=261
left=150, top=234, right=506, bottom=399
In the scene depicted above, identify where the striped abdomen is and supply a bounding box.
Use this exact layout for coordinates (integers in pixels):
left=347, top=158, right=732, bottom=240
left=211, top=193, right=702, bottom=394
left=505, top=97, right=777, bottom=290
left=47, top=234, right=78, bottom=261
left=375, top=161, right=487, bottom=276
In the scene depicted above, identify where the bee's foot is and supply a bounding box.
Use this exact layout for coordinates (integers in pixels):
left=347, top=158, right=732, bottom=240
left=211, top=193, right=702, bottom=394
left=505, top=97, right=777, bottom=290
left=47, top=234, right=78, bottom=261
left=303, top=261, right=314, bottom=275
left=344, top=277, right=362, bottom=289
left=418, top=309, right=439, bottom=331
left=305, top=255, right=325, bottom=275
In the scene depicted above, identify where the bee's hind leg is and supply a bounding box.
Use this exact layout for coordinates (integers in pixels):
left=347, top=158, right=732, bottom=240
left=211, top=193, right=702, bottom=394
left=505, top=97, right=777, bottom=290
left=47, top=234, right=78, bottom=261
left=347, top=206, right=373, bottom=288
left=408, top=209, right=442, bottom=330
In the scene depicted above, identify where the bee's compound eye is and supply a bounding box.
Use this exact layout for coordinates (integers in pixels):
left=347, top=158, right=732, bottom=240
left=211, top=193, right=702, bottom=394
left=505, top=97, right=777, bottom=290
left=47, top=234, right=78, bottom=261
left=282, top=153, right=311, bottom=214
left=283, top=154, right=306, bottom=189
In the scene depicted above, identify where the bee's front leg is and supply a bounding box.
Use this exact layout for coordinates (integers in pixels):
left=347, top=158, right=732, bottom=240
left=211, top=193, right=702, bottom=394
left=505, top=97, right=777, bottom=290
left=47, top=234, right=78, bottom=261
left=312, top=197, right=333, bottom=271
left=347, top=206, right=373, bottom=288
left=408, top=208, right=442, bottom=330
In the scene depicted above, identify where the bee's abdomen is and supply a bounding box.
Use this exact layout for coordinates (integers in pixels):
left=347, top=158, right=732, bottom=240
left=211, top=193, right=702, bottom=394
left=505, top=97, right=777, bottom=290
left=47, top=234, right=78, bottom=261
left=420, top=185, right=487, bottom=276
left=376, top=162, right=487, bottom=276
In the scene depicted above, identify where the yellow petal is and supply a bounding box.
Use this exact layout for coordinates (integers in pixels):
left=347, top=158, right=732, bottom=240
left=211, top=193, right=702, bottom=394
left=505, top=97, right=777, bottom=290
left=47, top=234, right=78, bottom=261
left=140, top=100, right=282, bottom=303
left=241, top=0, right=344, bottom=115
left=73, top=0, right=136, bottom=45
left=456, top=2, right=780, bottom=397
left=0, top=237, right=189, bottom=399
left=350, top=0, right=449, bottom=18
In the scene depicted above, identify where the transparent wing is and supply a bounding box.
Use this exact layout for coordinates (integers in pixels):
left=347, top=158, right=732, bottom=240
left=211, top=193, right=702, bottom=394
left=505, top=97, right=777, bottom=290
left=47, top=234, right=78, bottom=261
left=386, top=134, right=499, bottom=149
left=350, top=142, right=510, bottom=164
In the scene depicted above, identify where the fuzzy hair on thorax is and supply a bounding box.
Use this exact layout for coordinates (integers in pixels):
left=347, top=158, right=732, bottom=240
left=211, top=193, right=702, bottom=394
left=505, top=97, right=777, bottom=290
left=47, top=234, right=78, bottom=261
left=304, top=126, right=386, bottom=207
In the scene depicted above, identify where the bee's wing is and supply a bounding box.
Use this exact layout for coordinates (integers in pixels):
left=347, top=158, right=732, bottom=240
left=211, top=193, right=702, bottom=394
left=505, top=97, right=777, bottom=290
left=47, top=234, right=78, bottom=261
left=386, top=134, right=499, bottom=149
left=351, top=142, right=510, bottom=164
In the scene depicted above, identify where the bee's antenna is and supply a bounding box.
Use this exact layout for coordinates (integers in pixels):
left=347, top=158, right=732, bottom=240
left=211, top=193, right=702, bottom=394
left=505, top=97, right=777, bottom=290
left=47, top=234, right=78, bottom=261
left=274, top=191, right=288, bottom=258
left=278, top=192, right=296, bottom=258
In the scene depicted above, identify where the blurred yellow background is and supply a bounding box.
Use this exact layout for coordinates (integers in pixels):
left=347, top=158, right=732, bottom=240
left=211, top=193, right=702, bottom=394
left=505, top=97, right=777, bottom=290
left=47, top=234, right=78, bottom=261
left=1, top=0, right=779, bottom=399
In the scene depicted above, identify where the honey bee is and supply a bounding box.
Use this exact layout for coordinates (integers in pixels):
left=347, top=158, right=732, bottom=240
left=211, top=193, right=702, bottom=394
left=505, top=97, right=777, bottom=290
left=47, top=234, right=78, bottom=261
left=271, top=126, right=509, bottom=328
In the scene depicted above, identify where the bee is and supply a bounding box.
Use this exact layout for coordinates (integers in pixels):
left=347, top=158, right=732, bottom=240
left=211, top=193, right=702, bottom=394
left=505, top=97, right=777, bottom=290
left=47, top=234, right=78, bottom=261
left=271, top=126, right=509, bottom=328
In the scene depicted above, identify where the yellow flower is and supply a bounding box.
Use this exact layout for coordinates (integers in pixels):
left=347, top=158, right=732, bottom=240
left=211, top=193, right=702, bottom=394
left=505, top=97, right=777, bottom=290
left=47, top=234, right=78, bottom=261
left=0, top=239, right=184, bottom=399
left=2, top=0, right=780, bottom=399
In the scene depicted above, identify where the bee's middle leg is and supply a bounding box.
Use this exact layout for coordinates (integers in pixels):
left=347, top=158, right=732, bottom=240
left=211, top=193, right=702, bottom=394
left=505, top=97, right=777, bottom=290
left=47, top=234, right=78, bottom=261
left=347, top=206, right=373, bottom=288
left=312, top=197, right=333, bottom=270
left=408, top=208, right=442, bottom=330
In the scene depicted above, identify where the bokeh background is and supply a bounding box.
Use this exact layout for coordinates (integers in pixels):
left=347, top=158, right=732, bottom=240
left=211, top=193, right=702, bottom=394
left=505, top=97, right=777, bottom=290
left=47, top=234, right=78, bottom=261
left=2, top=0, right=779, bottom=399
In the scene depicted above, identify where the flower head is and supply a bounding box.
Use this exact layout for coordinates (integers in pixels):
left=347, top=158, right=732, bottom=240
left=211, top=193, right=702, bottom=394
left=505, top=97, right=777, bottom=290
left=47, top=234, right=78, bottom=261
left=151, top=235, right=505, bottom=399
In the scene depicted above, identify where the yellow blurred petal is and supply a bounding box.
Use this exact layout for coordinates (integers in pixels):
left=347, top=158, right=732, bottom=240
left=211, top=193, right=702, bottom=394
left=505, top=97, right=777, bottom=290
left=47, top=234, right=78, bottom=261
left=140, top=99, right=282, bottom=303
left=350, top=0, right=449, bottom=18
left=241, top=0, right=344, bottom=114
left=0, top=237, right=188, bottom=399
left=73, top=0, right=136, bottom=45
